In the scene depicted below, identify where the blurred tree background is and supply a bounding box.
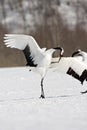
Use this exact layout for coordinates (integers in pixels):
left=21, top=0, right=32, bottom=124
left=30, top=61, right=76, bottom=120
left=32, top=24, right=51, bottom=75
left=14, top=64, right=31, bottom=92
left=0, top=0, right=87, bottom=66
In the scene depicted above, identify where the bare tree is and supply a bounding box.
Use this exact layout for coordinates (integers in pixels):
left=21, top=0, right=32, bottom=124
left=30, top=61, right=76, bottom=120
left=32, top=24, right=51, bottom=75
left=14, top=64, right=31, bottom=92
left=0, top=0, right=6, bottom=27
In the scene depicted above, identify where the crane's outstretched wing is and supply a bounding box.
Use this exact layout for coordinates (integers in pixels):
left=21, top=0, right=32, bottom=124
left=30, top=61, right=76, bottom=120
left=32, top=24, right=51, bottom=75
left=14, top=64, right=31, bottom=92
left=51, top=57, right=87, bottom=84
left=4, top=34, right=44, bottom=67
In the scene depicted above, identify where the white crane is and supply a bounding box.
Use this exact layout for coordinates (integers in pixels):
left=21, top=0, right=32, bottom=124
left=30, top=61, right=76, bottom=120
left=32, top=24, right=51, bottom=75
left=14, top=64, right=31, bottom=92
left=4, top=34, right=63, bottom=98
left=71, top=49, right=87, bottom=94
left=51, top=52, right=87, bottom=87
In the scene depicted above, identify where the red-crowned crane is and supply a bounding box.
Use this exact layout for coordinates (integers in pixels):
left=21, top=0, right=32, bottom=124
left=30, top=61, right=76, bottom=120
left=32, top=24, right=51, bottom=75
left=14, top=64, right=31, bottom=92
left=4, top=34, right=63, bottom=98
left=72, top=49, right=87, bottom=94
left=51, top=50, right=87, bottom=91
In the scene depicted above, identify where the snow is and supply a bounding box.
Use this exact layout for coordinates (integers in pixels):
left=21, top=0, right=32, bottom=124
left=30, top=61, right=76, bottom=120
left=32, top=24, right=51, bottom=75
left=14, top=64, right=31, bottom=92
left=0, top=67, right=87, bottom=130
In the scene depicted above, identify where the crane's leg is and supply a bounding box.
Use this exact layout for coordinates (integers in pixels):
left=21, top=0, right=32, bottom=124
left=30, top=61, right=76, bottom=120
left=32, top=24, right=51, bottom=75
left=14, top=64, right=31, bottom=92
left=40, top=78, right=45, bottom=98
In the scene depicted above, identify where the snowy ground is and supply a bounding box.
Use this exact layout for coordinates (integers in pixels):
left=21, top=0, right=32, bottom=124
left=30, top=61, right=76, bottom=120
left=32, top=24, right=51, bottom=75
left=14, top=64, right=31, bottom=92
left=0, top=67, right=87, bottom=130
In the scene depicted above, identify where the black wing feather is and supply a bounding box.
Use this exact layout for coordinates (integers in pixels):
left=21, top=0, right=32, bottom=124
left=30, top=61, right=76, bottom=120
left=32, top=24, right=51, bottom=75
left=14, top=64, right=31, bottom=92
left=23, top=45, right=37, bottom=67
left=67, top=67, right=87, bottom=84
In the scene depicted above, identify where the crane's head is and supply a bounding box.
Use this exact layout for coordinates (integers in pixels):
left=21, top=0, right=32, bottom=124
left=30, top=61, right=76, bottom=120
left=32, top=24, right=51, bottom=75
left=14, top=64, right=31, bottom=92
left=53, top=47, right=64, bottom=62
left=72, top=49, right=81, bottom=57
left=72, top=49, right=85, bottom=61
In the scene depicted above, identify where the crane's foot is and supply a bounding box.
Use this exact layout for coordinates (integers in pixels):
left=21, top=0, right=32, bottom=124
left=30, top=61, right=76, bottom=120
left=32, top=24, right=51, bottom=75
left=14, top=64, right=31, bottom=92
left=81, top=90, right=87, bottom=94
left=40, top=94, right=45, bottom=99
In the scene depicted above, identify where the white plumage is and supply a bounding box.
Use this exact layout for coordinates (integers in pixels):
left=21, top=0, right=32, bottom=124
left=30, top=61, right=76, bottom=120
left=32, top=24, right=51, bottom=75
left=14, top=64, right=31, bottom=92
left=51, top=57, right=86, bottom=74
left=72, top=49, right=87, bottom=64
left=71, top=49, right=87, bottom=94
left=4, top=34, right=44, bottom=66
left=4, top=34, right=62, bottom=98
left=51, top=56, right=87, bottom=85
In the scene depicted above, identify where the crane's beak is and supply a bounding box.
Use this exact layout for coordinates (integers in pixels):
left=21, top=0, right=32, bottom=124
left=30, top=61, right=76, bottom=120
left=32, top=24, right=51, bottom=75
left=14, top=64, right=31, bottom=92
left=60, top=48, right=64, bottom=57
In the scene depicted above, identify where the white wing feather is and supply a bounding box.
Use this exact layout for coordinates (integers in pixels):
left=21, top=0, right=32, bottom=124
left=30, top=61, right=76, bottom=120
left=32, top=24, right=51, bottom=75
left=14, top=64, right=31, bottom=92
left=4, top=34, right=45, bottom=65
left=4, top=34, right=41, bottom=50
left=51, top=57, right=87, bottom=75
left=81, top=51, right=87, bottom=64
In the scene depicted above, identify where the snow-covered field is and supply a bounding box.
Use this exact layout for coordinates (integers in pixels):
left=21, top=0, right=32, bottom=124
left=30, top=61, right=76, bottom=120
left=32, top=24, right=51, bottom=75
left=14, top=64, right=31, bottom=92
left=0, top=67, right=87, bottom=130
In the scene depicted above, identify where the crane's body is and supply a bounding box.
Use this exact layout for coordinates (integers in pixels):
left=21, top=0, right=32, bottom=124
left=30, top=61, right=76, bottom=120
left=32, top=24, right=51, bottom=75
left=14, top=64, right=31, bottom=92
left=51, top=56, right=87, bottom=85
left=71, top=49, right=87, bottom=94
left=4, top=34, right=62, bottom=98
